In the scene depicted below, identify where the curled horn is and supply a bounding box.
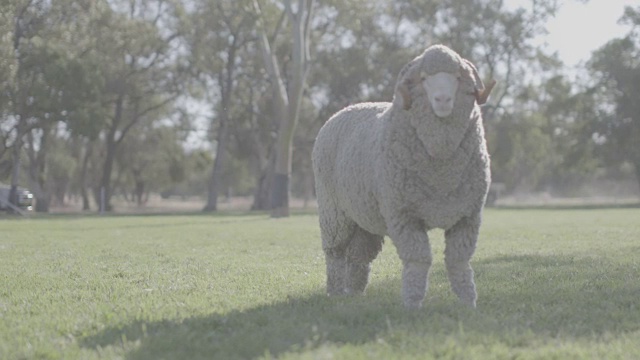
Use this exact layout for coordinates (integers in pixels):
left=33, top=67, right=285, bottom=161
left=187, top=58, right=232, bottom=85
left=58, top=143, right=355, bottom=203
left=395, top=58, right=421, bottom=110
left=462, top=58, right=496, bottom=105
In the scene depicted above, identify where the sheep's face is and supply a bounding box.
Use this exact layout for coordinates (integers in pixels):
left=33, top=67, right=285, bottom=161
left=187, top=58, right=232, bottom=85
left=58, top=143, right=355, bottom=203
left=394, top=45, right=496, bottom=113
left=422, top=72, right=459, bottom=118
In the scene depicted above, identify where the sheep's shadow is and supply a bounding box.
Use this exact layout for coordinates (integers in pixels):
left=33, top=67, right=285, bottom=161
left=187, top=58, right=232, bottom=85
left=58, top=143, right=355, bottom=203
left=81, top=254, right=640, bottom=359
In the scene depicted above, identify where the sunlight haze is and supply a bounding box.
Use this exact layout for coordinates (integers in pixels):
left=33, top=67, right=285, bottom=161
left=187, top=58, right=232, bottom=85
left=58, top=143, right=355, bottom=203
left=543, top=0, right=635, bottom=65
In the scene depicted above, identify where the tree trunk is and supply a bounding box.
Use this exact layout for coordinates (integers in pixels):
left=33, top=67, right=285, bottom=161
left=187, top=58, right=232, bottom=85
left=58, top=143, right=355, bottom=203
left=81, top=187, right=91, bottom=211
left=100, top=134, right=116, bottom=212
left=204, top=32, right=239, bottom=212
left=253, top=0, right=314, bottom=218
left=135, top=180, right=144, bottom=206
left=99, top=95, right=124, bottom=212
left=247, top=88, right=273, bottom=212
left=270, top=102, right=292, bottom=217
left=271, top=173, right=289, bottom=216
left=203, top=111, right=230, bottom=212
left=8, top=121, right=25, bottom=213
left=80, top=141, right=93, bottom=211
left=8, top=146, right=21, bottom=213
left=634, top=159, right=640, bottom=196
left=27, top=123, right=51, bottom=213
left=53, top=182, right=66, bottom=207
left=250, top=137, right=273, bottom=211
left=252, top=169, right=272, bottom=211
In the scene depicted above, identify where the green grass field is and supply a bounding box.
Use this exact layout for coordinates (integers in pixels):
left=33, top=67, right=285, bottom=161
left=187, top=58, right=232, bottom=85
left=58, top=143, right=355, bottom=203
left=1, top=208, right=639, bottom=359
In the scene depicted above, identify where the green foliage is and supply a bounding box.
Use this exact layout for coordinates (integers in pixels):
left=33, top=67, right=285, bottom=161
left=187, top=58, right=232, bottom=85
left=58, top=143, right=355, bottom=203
left=0, top=2, right=16, bottom=112
left=115, top=125, right=190, bottom=199
left=3, top=0, right=640, bottom=208
left=487, top=72, right=607, bottom=193
left=309, top=0, right=574, bottom=196
left=490, top=113, right=556, bottom=192
left=46, top=136, right=77, bottom=195
left=587, top=5, right=640, bottom=188
left=160, top=149, right=213, bottom=198
left=0, top=209, right=639, bottom=358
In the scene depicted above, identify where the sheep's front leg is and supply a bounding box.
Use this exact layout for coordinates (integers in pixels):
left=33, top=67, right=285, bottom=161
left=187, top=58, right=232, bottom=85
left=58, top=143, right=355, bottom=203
left=389, top=222, right=432, bottom=309
left=444, top=215, right=480, bottom=307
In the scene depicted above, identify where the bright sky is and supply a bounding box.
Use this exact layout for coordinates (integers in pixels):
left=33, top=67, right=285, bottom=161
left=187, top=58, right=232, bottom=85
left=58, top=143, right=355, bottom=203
left=542, top=0, right=635, bottom=66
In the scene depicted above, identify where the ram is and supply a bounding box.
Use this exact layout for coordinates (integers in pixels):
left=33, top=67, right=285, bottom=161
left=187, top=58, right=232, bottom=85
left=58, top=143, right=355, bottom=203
left=312, top=44, right=496, bottom=308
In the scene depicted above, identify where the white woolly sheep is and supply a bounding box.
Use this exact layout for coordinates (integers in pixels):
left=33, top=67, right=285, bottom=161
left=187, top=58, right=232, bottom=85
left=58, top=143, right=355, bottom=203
left=312, top=44, right=496, bottom=308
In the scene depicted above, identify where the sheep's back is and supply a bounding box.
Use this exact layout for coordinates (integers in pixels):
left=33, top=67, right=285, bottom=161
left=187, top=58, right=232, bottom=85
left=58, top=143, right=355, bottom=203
left=312, top=102, right=390, bottom=235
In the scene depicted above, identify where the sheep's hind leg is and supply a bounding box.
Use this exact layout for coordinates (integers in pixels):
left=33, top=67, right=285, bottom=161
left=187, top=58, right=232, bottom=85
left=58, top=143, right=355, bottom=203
left=319, top=204, right=355, bottom=296
left=444, top=215, right=480, bottom=308
left=344, top=227, right=383, bottom=294
left=325, top=249, right=348, bottom=296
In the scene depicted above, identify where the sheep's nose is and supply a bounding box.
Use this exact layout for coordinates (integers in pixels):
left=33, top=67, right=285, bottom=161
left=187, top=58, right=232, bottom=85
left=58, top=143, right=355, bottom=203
left=435, top=95, right=452, bottom=104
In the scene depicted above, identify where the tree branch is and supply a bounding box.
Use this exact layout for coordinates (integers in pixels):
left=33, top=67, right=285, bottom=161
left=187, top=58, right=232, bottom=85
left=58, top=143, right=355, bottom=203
left=115, top=95, right=177, bottom=144
left=270, top=4, right=288, bottom=44
left=252, top=0, right=289, bottom=109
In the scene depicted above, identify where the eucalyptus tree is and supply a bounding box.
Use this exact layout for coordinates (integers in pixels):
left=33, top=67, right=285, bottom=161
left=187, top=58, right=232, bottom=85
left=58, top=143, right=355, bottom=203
left=0, top=0, right=113, bottom=211
left=87, top=0, right=188, bottom=211
left=185, top=0, right=257, bottom=212
left=115, top=125, right=188, bottom=206
left=253, top=0, right=315, bottom=218
left=3, top=0, right=47, bottom=210
left=25, top=1, right=111, bottom=211
left=0, top=1, right=16, bottom=178
left=305, top=0, right=563, bottom=194
left=3, top=0, right=95, bottom=211
left=588, top=5, right=640, bottom=191
left=0, top=2, right=16, bottom=149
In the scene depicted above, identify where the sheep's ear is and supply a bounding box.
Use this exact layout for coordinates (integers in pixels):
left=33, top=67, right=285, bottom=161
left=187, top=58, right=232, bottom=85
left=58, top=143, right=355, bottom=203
left=462, top=59, right=496, bottom=105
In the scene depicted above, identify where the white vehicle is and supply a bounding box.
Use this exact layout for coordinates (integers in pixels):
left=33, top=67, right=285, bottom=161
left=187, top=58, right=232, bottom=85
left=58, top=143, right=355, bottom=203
left=0, top=183, right=34, bottom=212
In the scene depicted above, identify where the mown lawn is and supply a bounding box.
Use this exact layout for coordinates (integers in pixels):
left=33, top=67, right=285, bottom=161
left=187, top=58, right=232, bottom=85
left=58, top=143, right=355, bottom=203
left=1, top=208, right=639, bottom=359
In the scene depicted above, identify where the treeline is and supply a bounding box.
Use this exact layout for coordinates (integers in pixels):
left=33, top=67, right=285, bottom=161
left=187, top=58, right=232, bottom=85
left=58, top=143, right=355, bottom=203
left=1, top=0, right=639, bottom=213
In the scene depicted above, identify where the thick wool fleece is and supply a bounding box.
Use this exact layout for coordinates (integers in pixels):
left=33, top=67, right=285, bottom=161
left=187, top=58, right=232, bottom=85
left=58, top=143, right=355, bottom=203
left=312, top=45, right=491, bottom=308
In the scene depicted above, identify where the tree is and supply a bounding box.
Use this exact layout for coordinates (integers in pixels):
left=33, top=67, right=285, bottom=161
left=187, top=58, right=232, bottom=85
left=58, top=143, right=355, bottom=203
left=4, top=0, right=45, bottom=211
left=3, top=0, right=88, bottom=211
left=588, top=5, right=640, bottom=192
left=307, top=0, right=563, bottom=194
left=116, top=125, right=188, bottom=206
left=89, top=0, right=187, bottom=211
left=0, top=3, right=16, bottom=148
left=2, top=0, right=116, bottom=212
left=186, top=0, right=256, bottom=212
left=426, top=0, right=563, bottom=193
left=253, top=0, right=315, bottom=218
left=22, top=1, right=107, bottom=211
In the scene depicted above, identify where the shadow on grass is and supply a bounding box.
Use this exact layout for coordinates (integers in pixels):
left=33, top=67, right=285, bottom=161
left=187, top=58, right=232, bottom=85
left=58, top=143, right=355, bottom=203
left=80, top=254, right=640, bottom=359
left=491, top=202, right=640, bottom=211
left=14, top=208, right=319, bottom=222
